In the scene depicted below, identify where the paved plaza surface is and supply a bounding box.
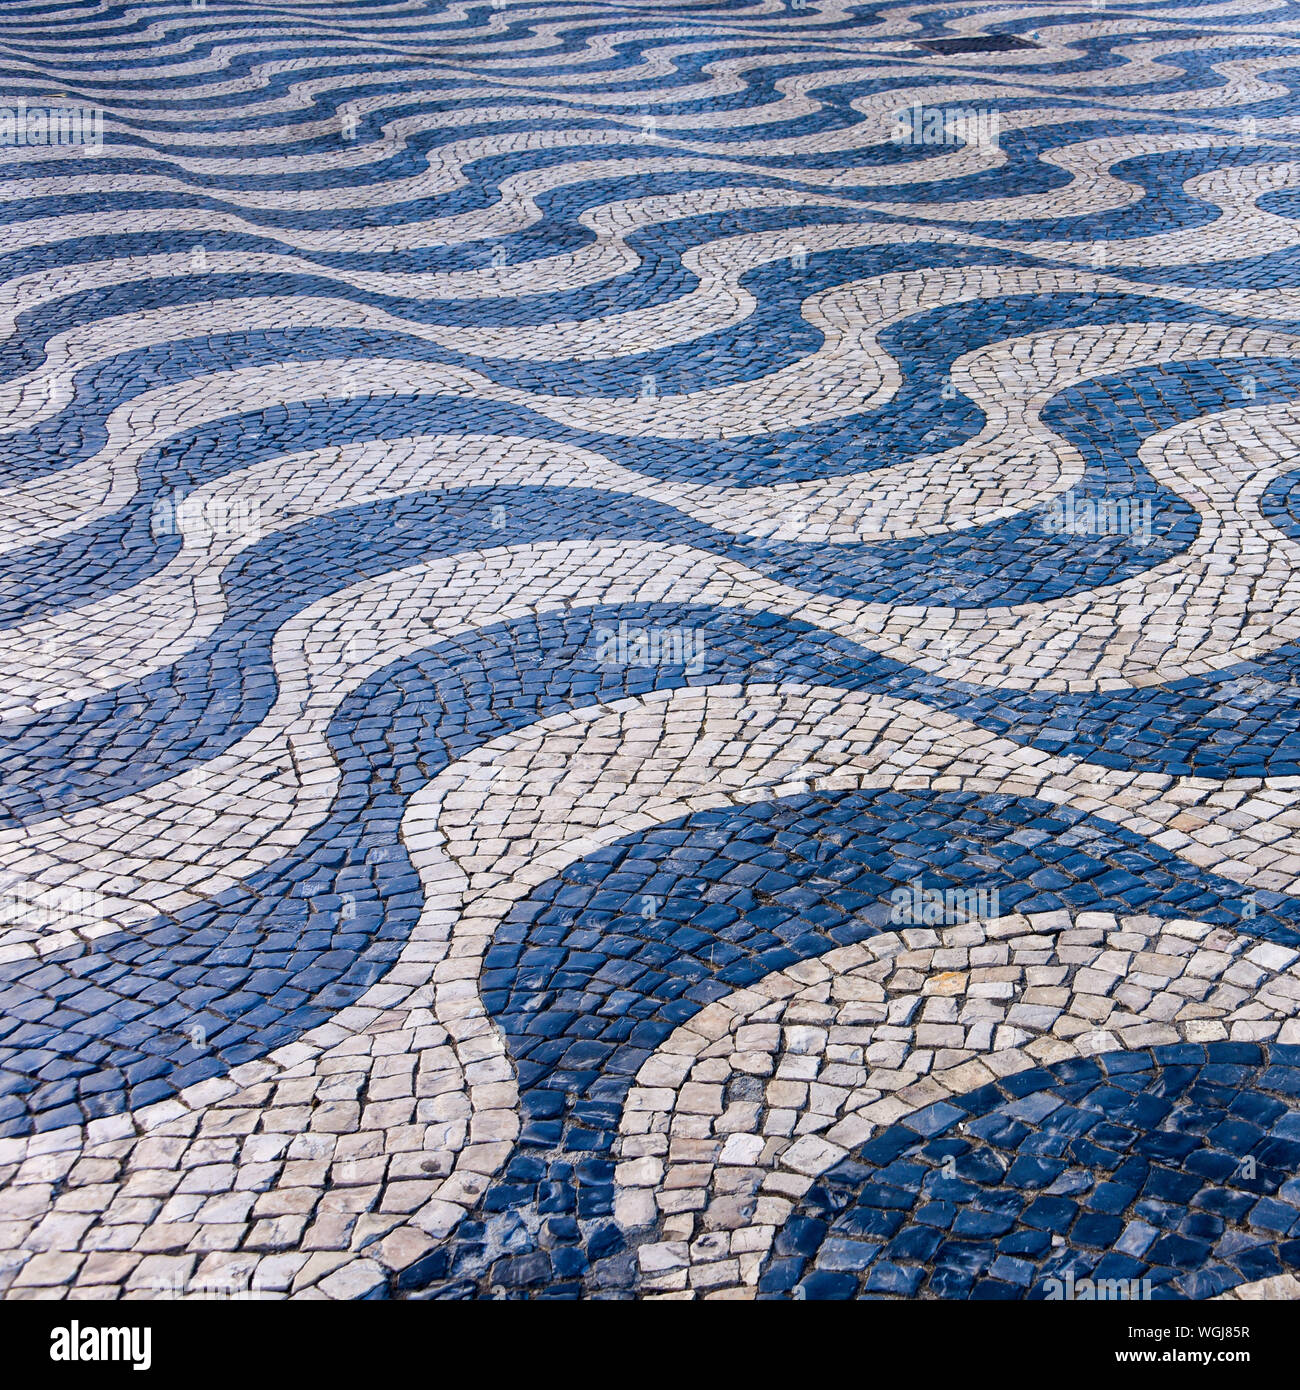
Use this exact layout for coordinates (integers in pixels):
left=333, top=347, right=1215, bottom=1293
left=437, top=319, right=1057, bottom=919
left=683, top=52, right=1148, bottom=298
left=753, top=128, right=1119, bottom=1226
left=7, top=0, right=1300, bottom=1303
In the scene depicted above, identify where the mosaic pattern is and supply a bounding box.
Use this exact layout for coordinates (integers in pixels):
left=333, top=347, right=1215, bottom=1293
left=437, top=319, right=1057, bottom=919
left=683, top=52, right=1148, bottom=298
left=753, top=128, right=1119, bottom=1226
left=765, top=1042, right=1300, bottom=1301
left=9, top=0, right=1300, bottom=1302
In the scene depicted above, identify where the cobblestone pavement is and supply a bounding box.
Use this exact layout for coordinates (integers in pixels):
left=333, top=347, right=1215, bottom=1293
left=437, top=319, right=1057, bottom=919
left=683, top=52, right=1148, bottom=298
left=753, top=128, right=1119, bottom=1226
left=8, top=0, right=1300, bottom=1303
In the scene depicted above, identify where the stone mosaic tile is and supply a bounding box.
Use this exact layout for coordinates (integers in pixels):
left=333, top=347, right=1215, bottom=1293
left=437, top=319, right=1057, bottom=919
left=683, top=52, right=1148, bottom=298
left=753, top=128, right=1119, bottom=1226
left=6, top=0, right=1300, bottom=1303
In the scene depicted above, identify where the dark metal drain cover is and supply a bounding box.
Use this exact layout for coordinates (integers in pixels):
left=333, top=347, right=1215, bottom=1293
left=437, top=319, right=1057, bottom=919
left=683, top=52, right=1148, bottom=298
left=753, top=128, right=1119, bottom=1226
left=915, top=34, right=1039, bottom=54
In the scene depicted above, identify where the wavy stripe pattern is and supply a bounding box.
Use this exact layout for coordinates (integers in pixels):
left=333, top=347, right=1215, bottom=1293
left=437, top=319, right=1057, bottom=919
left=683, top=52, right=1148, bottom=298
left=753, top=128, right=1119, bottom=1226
left=6, top=0, right=1300, bottom=1304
